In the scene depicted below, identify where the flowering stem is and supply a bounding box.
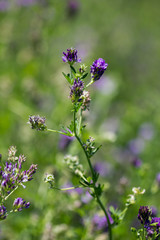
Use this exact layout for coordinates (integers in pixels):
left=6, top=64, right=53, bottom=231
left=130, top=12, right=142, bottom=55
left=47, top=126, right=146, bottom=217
left=73, top=108, right=112, bottom=240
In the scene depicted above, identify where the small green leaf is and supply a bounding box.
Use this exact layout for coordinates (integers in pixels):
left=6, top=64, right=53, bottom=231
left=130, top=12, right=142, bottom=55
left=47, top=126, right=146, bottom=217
left=81, top=73, right=88, bottom=79
left=62, top=72, right=72, bottom=84
left=70, top=65, right=76, bottom=73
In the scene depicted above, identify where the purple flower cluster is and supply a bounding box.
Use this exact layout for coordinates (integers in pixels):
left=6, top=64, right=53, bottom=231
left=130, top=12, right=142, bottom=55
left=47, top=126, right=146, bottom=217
left=138, top=206, right=160, bottom=239
left=0, top=156, right=37, bottom=196
left=90, top=58, right=108, bottom=81
left=70, top=78, right=84, bottom=103
left=62, top=48, right=81, bottom=65
left=0, top=147, right=37, bottom=220
left=138, top=206, right=151, bottom=225
left=0, top=205, right=7, bottom=220
left=147, top=217, right=160, bottom=239
left=13, top=197, right=30, bottom=212
left=28, top=115, right=47, bottom=131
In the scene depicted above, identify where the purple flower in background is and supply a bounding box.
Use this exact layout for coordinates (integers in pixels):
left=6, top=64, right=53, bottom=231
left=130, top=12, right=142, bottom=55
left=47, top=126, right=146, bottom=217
left=156, top=173, right=160, bottom=186
left=131, top=157, right=142, bottom=168
left=13, top=198, right=30, bottom=212
left=138, top=206, right=151, bottom=225
left=92, top=212, right=113, bottom=232
left=0, top=0, right=10, bottom=11
left=128, top=138, right=145, bottom=155
left=0, top=205, right=7, bottom=220
left=81, top=191, right=92, bottom=204
left=67, top=0, right=80, bottom=17
left=94, top=161, right=110, bottom=177
left=92, top=214, right=107, bottom=231
left=94, top=76, right=116, bottom=96
left=90, top=58, right=108, bottom=81
left=139, top=123, right=154, bottom=140
left=62, top=48, right=81, bottom=65
left=151, top=206, right=158, bottom=217
left=70, top=78, right=84, bottom=103
left=17, top=0, right=37, bottom=6
left=58, top=135, right=74, bottom=151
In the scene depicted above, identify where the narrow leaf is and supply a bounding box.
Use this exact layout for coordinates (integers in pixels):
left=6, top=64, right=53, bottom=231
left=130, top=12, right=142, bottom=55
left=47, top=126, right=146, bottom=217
left=62, top=72, right=72, bottom=84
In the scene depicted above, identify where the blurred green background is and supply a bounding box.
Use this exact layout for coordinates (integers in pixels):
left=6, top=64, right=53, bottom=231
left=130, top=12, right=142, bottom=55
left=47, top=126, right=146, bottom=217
left=1, top=0, right=160, bottom=239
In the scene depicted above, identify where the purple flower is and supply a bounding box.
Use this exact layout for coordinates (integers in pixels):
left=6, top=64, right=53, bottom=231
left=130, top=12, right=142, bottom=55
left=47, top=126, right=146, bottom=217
left=90, top=58, right=108, bottom=81
left=0, top=205, right=7, bottom=220
left=156, top=173, right=160, bottom=186
left=128, top=138, right=145, bottom=155
left=131, top=157, right=142, bottom=168
left=146, top=217, right=160, bottom=239
left=151, top=217, right=160, bottom=227
left=92, top=214, right=107, bottom=231
left=16, top=0, right=37, bottom=6
left=58, top=135, right=74, bottom=151
left=94, top=161, right=110, bottom=177
left=28, top=115, right=47, bottom=131
left=0, top=147, right=37, bottom=198
left=21, top=164, right=37, bottom=182
left=70, top=78, right=84, bottom=103
left=81, top=191, right=92, bottom=204
left=0, top=0, right=10, bottom=11
left=13, top=198, right=30, bottom=212
left=62, top=48, right=81, bottom=65
left=92, top=212, right=113, bottom=232
left=151, top=206, right=158, bottom=217
left=138, top=206, right=152, bottom=225
left=139, top=123, right=154, bottom=140
left=67, top=0, right=80, bottom=17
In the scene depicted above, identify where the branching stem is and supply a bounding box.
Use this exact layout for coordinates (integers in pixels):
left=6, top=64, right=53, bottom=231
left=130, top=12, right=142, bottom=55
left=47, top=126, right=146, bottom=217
left=73, top=108, right=112, bottom=240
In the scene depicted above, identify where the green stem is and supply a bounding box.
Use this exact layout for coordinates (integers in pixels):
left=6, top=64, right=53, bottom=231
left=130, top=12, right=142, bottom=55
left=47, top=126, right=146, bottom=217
left=73, top=108, right=112, bottom=240
left=47, top=129, right=71, bottom=136
left=142, top=227, right=145, bottom=240
left=73, top=110, right=95, bottom=178
left=86, top=79, right=94, bottom=88
left=4, top=186, right=18, bottom=201
left=53, top=186, right=83, bottom=191
left=78, top=109, right=82, bottom=136
left=96, top=195, right=112, bottom=240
